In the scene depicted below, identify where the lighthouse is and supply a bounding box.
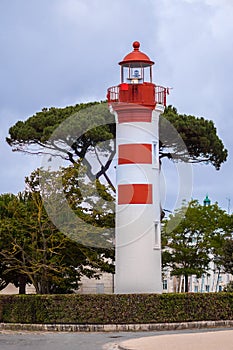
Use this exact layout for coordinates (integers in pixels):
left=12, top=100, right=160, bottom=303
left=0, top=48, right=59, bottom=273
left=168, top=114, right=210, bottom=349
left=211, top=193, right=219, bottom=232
left=107, top=41, right=167, bottom=294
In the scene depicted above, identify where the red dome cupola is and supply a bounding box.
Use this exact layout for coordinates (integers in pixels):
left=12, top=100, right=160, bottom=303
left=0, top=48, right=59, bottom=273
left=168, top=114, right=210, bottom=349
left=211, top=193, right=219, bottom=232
left=119, top=41, right=154, bottom=67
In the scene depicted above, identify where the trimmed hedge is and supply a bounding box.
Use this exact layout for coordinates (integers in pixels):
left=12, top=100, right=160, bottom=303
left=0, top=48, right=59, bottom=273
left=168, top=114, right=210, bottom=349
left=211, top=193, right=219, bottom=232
left=0, top=293, right=233, bottom=324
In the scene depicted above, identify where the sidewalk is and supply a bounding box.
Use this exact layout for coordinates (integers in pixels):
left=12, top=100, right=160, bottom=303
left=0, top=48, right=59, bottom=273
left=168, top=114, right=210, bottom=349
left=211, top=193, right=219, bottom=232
left=119, top=330, right=233, bottom=350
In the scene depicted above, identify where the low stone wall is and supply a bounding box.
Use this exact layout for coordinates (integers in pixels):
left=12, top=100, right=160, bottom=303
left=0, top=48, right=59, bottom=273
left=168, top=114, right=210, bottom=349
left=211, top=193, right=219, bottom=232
left=1, top=320, right=233, bottom=332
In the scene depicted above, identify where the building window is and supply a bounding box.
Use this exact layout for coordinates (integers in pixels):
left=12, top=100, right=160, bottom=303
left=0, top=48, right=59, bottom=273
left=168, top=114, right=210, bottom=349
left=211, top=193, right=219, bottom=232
left=218, top=285, right=222, bottom=292
left=152, top=141, right=158, bottom=168
left=154, top=221, right=160, bottom=249
left=163, top=279, right=168, bottom=290
left=96, top=283, right=105, bottom=294
left=194, top=286, right=198, bottom=293
left=205, top=285, right=210, bottom=292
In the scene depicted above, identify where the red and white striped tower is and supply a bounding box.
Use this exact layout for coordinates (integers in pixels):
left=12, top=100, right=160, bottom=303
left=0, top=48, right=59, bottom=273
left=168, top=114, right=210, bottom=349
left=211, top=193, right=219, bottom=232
left=107, top=41, right=167, bottom=294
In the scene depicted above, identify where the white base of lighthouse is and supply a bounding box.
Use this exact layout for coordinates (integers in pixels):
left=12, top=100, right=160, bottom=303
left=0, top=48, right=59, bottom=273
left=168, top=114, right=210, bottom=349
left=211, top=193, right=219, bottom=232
left=114, top=106, right=164, bottom=294
left=115, top=205, right=162, bottom=294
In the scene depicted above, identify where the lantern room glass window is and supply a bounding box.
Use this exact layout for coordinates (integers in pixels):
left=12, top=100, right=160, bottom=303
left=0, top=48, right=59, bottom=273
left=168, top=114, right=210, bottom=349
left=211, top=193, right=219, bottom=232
left=121, top=64, right=153, bottom=84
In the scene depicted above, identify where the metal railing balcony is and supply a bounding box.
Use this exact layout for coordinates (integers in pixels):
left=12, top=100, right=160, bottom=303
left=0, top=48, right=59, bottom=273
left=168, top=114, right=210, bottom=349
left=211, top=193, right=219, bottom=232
left=107, top=83, right=167, bottom=108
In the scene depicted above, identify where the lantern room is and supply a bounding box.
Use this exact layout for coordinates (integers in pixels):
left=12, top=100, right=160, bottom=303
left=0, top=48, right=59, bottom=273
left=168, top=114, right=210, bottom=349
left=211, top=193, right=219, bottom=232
left=107, top=41, right=167, bottom=109
left=119, top=41, right=154, bottom=84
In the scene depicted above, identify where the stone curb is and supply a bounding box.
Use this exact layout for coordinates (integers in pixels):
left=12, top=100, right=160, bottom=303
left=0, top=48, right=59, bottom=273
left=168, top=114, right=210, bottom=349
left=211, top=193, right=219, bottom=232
left=0, top=320, right=233, bottom=332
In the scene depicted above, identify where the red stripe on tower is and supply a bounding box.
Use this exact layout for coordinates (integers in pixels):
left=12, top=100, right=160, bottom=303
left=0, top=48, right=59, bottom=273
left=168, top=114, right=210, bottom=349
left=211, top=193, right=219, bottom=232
left=116, top=104, right=152, bottom=123
left=118, top=184, right=153, bottom=205
left=118, top=144, right=152, bottom=165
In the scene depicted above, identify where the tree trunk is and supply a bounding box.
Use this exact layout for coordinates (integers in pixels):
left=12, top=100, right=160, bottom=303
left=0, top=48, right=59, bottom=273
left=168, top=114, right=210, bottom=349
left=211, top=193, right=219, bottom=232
left=184, top=274, right=189, bottom=292
left=18, top=275, right=27, bottom=294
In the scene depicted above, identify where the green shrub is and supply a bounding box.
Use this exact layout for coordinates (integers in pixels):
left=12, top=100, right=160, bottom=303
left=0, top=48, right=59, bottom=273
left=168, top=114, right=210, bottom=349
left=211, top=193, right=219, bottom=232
left=0, top=293, right=232, bottom=324
left=224, top=281, right=233, bottom=292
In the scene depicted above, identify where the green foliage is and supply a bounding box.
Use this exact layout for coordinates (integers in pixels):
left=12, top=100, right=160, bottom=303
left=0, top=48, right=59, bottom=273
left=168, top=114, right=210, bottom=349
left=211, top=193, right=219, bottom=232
left=7, top=102, right=227, bottom=181
left=0, top=193, right=32, bottom=292
left=162, top=200, right=233, bottom=292
left=221, top=239, right=233, bottom=275
left=161, top=106, right=228, bottom=169
left=60, top=165, right=115, bottom=230
left=0, top=293, right=233, bottom=324
left=0, top=169, right=114, bottom=294
left=7, top=102, right=108, bottom=145
left=224, top=281, right=233, bottom=292
left=30, top=166, right=115, bottom=253
left=6, top=102, right=115, bottom=187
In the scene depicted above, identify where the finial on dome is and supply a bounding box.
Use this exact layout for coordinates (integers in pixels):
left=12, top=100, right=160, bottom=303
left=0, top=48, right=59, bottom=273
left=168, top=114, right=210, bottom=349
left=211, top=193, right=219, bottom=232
left=133, top=41, right=140, bottom=50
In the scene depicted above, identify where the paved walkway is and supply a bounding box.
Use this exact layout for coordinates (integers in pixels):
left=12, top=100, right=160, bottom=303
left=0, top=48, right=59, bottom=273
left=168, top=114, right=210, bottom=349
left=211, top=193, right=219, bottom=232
left=119, top=330, right=233, bottom=350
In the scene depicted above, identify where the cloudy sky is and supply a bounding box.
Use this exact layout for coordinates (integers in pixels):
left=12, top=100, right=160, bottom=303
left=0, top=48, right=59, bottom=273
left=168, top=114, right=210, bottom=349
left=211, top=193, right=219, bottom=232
left=0, top=0, right=233, bottom=213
